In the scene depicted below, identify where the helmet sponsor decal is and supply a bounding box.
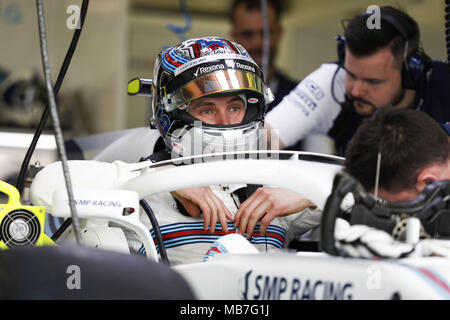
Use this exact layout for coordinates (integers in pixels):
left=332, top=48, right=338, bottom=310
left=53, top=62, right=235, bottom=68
left=225, top=60, right=256, bottom=73
left=174, top=54, right=256, bottom=76
left=248, top=98, right=259, bottom=104
left=156, top=107, right=171, bottom=136
left=193, top=64, right=226, bottom=77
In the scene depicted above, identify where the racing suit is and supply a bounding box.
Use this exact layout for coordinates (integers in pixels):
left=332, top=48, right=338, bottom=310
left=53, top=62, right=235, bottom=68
left=94, top=128, right=322, bottom=265
left=266, top=60, right=450, bottom=156
left=132, top=185, right=321, bottom=265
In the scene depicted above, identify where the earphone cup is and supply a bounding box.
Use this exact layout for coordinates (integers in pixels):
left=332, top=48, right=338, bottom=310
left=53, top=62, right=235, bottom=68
left=335, top=35, right=432, bottom=91
left=401, top=50, right=432, bottom=90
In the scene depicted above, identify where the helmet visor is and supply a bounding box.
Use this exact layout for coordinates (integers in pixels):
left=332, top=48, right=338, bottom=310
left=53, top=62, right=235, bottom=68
left=163, top=70, right=266, bottom=112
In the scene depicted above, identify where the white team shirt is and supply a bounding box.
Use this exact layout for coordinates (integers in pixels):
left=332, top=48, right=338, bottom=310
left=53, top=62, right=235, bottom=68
left=265, top=63, right=346, bottom=147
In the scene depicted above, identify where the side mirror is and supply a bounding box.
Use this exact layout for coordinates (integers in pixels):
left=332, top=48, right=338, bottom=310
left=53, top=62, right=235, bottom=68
left=127, top=78, right=153, bottom=97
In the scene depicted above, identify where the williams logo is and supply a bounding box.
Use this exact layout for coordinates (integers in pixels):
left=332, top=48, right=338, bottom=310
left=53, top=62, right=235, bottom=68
left=240, top=270, right=353, bottom=300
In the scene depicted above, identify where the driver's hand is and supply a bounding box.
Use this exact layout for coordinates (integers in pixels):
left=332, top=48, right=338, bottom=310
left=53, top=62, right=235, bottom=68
left=234, top=187, right=316, bottom=238
left=171, top=186, right=234, bottom=233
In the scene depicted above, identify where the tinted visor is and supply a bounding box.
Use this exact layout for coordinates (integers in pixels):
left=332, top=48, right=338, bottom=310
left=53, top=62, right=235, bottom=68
left=163, top=70, right=265, bottom=112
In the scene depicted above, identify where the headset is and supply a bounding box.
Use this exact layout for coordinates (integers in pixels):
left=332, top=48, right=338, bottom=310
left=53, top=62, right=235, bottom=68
left=320, top=171, right=450, bottom=256
left=336, top=9, right=433, bottom=91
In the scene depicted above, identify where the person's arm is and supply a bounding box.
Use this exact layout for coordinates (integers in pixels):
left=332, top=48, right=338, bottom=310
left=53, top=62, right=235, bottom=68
left=233, top=187, right=316, bottom=238
left=264, top=63, right=345, bottom=148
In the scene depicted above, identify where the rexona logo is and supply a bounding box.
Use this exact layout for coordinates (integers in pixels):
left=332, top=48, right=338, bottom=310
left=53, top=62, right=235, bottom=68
left=225, top=60, right=256, bottom=73
left=240, top=270, right=354, bottom=300
left=193, top=64, right=225, bottom=77
left=235, top=62, right=255, bottom=73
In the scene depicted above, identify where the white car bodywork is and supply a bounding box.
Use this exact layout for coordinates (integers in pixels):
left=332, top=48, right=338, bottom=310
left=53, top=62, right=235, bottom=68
left=30, top=151, right=450, bottom=300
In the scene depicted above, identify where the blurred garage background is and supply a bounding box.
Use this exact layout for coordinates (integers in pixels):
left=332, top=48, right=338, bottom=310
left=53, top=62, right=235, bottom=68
left=0, top=0, right=447, bottom=183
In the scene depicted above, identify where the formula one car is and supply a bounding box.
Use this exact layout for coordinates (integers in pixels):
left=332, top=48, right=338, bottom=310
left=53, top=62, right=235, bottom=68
left=27, top=150, right=450, bottom=300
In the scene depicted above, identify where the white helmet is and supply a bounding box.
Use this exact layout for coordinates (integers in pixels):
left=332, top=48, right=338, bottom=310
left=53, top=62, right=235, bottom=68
left=149, top=36, right=274, bottom=160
